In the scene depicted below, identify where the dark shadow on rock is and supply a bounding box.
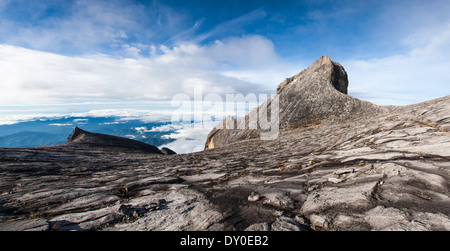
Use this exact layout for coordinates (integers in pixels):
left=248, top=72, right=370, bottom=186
left=49, top=220, right=85, bottom=231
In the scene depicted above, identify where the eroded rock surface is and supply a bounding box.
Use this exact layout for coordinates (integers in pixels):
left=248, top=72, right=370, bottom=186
left=1, top=57, right=449, bottom=231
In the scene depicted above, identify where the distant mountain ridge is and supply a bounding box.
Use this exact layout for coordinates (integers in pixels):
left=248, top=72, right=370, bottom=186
left=0, top=131, right=64, bottom=148
left=65, top=127, right=163, bottom=154
left=0, top=116, right=176, bottom=148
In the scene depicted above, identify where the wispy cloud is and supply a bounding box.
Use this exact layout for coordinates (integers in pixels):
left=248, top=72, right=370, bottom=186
left=49, top=123, right=73, bottom=126
left=0, top=0, right=194, bottom=55
left=167, top=19, right=205, bottom=44
left=194, top=9, right=267, bottom=43
left=135, top=124, right=186, bottom=133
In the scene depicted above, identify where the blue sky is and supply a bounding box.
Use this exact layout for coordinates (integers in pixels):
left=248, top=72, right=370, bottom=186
left=0, top=0, right=425, bottom=58
left=0, top=0, right=449, bottom=119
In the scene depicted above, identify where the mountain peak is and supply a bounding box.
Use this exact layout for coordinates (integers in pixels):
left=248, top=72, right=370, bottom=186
left=276, top=55, right=348, bottom=95
left=205, top=56, right=381, bottom=149
left=66, top=126, right=85, bottom=142
left=66, top=127, right=163, bottom=154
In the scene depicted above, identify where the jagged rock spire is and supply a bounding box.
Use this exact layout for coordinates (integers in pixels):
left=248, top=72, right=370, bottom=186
left=205, top=56, right=381, bottom=149
left=67, top=126, right=84, bottom=142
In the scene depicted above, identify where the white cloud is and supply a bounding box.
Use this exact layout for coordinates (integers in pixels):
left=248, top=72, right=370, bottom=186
left=0, top=113, right=65, bottom=125
left=160, top=121, right=217, bottom=154
left=49, top=123, right=73, bottom=126
left=134, top=126, right=150, bottom=133
left=0, top=107, right=172, bottom=126
left=99, top=121, right=121, bottom=125
left=194, top=9, right=267, bottom=43
left=73, top=118, right=88, bottom=124
left=0, top=35, right=284, bottom=107
left=69, top=109, right=173, bottom=123
left=125, top=134, right=136, bottom=139
left=136, top=123, right=186, bottom=133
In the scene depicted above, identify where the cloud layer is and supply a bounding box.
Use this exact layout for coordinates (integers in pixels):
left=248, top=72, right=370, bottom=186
left=0, top=35, right=294, bottom=106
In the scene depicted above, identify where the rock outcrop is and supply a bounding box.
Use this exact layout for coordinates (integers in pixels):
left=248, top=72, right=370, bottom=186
left=205, top=56, right=382, bottom=149
left=65, top=127, right=162, bottom=154
left=161, top=147, right=177, bottom=155
left=1, top=56, right=449, bottom=231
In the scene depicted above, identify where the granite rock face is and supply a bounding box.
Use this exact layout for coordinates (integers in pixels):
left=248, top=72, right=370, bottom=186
left=205, top=56, right=381, bottom=149
left=1, top=56, right=449, bottom=231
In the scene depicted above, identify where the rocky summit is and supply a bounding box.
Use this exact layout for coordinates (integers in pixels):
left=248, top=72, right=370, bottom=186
left=205, top=56, right=382, bottom=149
left=1, top=56, right=449, bottom=231
left=65, top=126, right=164, bottom=154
